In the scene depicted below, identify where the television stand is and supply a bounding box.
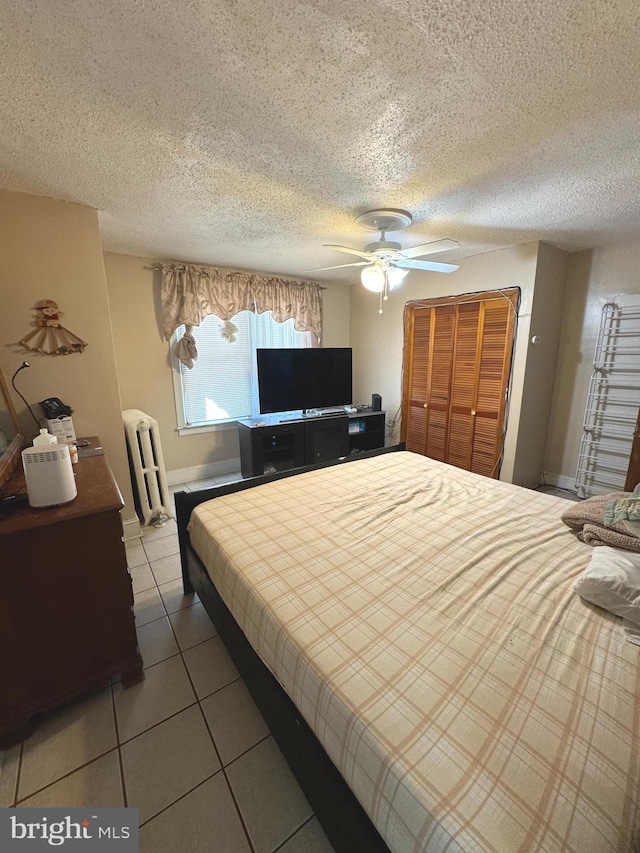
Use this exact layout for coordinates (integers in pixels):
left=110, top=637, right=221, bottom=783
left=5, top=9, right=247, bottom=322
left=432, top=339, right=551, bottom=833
left=237, top=411, right=386, bottom=478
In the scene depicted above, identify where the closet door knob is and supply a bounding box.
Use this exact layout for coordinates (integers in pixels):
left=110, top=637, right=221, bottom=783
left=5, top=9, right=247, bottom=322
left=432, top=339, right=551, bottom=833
left=471, top=409, right=476, bottom=416
left=423, top=403, right=428, bottom=408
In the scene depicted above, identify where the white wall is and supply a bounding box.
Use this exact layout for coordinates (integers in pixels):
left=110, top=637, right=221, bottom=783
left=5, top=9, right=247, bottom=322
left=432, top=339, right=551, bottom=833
left=544, top=238, right=640, bottom=486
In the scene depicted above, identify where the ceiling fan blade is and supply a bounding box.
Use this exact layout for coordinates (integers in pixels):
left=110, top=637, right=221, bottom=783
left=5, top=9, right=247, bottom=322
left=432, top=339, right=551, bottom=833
left=304, top=261, right=370, bottom=272
left=394, top=259, right=459, bottom=273
left=400, top=239, right=460, bottom=259
left=324, top=244, right=372, bottom=260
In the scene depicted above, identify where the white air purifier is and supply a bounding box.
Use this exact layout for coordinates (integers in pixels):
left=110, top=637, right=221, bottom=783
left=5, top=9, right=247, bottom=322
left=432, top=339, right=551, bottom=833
left=22, top=442, right=77, bottom=507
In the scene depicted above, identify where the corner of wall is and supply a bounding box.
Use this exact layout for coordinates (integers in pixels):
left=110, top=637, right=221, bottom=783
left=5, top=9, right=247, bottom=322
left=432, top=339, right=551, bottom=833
left=510, top=242, right=570, bottom=487
left=0, top=190, right=135, bottom=521
left=543, top=239, right=640, bottom=484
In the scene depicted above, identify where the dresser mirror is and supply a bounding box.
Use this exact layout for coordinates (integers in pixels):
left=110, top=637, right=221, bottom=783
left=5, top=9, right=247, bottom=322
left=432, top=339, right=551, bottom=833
left=0, top=368, right=24, bottom=490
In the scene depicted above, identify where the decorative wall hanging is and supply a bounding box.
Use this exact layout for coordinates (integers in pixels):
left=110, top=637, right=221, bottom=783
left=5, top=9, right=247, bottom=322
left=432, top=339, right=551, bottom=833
left=18, top=300, right=87, bottom=356
left=219, top=320, right=239, bottom=343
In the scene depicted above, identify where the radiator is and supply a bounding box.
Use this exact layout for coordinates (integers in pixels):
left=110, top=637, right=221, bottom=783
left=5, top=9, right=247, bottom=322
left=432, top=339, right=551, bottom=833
left=122, top=409, right=172, bottom=526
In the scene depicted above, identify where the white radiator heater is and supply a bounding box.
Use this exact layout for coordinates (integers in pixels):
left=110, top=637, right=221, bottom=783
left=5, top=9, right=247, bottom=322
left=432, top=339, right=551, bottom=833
left=122, top=409, right=172, bottom=526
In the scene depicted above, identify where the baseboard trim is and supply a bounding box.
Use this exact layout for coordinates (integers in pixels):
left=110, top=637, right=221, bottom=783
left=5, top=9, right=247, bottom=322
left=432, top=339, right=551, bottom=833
left=542, top=471, right=578, bottom=493
left=166, top=457, right=242, bottom=486
left=122, top=516, right=143, bottom=541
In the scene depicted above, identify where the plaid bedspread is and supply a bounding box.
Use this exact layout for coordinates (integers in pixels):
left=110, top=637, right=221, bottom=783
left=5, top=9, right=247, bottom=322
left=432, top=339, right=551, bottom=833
left=188, top=451, right=640, bottom=853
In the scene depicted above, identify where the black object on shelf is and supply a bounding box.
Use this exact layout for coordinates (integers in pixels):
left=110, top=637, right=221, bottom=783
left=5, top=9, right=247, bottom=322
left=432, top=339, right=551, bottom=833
left=40, top=397, right=73, bottom=418
left=0, top=493, right=30, bottom=509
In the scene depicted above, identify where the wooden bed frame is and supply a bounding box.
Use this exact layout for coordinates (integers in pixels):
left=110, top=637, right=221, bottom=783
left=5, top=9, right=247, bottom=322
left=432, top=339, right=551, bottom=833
left=176, top=446, right=404, bottom=853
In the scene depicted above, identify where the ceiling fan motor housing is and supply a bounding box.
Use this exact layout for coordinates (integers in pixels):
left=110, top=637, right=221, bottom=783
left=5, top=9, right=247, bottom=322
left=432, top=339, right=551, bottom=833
left=365, top=240, right=402, bottom=257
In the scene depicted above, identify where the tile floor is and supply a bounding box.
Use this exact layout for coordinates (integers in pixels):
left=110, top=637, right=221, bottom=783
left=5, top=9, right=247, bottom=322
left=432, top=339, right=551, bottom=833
left=0, top=473, right=335, bottom=853
left=534, top=483, right=582, bottom=502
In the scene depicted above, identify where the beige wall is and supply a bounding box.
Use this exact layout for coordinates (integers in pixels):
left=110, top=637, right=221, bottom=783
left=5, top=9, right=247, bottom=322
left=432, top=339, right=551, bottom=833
left=104, top=253, right=351, bottom=475
left=544, top=238, right=640, bottom=484
left=321, top=281, right=352, bottom=348
left=104, top=254, right=235, bottom=475
left=511, top=243, right=569, bottom=486
left=0, top=191, right=134, bottom=520
left=350, top=241, right=568, bottom=485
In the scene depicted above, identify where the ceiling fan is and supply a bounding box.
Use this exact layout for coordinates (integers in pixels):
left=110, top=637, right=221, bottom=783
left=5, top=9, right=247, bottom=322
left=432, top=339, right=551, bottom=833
left=308, top=209, right=460, bottom=312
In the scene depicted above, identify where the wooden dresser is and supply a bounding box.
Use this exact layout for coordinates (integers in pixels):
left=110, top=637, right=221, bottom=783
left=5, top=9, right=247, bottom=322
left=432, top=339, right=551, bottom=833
left=0, top=438, right=143, bottom=746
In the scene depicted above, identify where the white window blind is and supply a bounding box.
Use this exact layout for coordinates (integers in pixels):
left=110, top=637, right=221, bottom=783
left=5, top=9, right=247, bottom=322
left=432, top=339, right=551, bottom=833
left=175, top=310, right=312, bottom=426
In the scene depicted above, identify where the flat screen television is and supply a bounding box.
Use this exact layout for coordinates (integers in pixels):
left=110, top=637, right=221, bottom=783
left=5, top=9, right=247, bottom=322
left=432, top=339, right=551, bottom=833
left=257, top=348, right=352, bottom=414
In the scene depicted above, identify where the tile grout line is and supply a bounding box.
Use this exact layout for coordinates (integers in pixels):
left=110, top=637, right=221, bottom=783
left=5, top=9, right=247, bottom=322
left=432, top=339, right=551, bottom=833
left=222, top=732, right=271, bottom=770
left=137, top=770, right=223, bottom=829
left=159, top=596, right=258, bottom=853
left=12, top=739, right=24, bottom=807
left=271, top=814, right=318, bottom=853
left=124, top=629, right=219, bottom=679
left=117, top=701, right=200, bottom=748
left=111, top=682, right=128, bottom=808
left=196, top=674, right=243, bottom=704
left=139, top=648, right=183, bottom=671
left=194, top=701, right=257, bottom=853
left=14, top=748, right=121, bottom=806
left=135, top=615, right=220, bottom=664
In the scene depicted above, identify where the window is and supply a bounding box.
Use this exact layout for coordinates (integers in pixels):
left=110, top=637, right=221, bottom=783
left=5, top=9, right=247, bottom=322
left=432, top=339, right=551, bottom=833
left=173, top=310, right=313, bottom=430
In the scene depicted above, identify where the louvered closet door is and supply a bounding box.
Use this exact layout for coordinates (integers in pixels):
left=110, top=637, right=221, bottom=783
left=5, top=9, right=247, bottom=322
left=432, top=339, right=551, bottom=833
left=404, top=307, right=432, bottom=454
left=402, top=289, right=518, bottom=478
left=425, top=305, right=455, bottom=460
left=470, top=299, right=514, bottom=476
left=448, top=302, right=481, bottom=469
left=404, top=305, right=455, bottom=459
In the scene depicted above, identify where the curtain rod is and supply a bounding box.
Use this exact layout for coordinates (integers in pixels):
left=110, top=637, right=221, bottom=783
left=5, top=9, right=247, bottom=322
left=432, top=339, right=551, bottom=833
left=143, top=264, right=326, bottom=288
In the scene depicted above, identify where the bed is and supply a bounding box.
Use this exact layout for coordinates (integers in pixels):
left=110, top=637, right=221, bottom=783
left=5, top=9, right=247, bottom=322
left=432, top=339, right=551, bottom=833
left=176, top=448, right=640, bottom=853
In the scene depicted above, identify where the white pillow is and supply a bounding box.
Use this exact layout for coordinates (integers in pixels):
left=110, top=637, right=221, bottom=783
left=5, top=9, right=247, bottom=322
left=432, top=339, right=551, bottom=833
left=574, top=546, right=640, bottom=627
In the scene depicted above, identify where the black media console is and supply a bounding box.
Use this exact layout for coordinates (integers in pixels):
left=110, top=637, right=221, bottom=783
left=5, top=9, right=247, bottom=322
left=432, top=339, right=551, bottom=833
left=237, top=410, right=386, bottom=478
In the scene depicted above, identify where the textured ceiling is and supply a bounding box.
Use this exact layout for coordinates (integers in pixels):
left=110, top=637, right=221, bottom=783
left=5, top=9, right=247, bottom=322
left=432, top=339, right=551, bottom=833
left=1, top=0, right=640, bottom=281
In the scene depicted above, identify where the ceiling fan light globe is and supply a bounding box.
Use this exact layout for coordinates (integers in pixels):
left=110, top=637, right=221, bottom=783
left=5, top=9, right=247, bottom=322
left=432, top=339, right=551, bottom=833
left=361, top=266, right=385, bottom=292
left=387, top=267, right=409, bottom=289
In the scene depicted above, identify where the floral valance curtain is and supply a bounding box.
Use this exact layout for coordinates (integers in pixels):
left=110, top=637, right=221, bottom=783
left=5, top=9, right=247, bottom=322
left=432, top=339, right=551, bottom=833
left=160, top=263, right=323, bottom=368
